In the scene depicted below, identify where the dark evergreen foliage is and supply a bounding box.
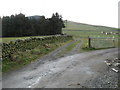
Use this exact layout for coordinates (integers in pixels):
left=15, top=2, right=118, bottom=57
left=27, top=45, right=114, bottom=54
left=2, top=13, right=65, bottom=37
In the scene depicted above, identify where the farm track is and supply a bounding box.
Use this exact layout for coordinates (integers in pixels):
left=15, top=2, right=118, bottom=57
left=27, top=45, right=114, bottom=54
left=2, top=40, right=118, bottom=88
left=34, top=40, right=77, bottom=67
left=64, top=40, right=83, bottom=56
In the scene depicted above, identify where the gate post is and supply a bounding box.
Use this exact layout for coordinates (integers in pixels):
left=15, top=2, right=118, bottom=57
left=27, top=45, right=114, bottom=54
left=88, top=36, right=91, bottom=48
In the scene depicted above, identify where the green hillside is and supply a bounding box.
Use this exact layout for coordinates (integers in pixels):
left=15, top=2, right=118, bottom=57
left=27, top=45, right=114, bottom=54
left=62, top=20, right=117, bottom=31
left=62, top=20, right=118, bottom=38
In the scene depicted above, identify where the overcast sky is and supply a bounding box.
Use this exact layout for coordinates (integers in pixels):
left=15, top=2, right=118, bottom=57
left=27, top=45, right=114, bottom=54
left=0, top=0, right=119, bottom=28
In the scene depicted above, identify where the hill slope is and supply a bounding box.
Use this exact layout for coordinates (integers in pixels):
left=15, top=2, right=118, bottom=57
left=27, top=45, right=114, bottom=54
left=62, top=20, right=117, bottom=31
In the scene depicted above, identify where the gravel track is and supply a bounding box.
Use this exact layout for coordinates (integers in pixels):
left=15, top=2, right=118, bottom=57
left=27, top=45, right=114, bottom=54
left=64, top=40, right=83, bottom=56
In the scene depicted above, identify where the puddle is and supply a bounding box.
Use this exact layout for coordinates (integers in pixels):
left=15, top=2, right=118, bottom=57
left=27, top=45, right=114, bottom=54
left=28, top=77, right=41, bottom=88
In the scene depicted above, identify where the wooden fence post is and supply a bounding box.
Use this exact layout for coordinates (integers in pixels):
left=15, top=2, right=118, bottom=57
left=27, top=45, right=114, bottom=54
left=88, top=36, right=91, bottom=48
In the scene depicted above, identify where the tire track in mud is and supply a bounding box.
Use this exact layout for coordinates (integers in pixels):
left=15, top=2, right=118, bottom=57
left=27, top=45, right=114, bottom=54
left=64, top=40, right=83, bottom=56
left=53, top=39, right=83, bottom=58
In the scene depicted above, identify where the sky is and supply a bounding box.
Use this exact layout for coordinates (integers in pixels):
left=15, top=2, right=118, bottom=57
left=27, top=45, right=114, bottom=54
left=0, top=0, right=119, bottom=28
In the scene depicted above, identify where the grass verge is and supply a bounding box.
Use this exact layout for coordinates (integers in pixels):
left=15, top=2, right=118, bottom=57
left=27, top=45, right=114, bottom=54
left=57, top=40, right=81, bottom=57
left=82, top=47, right=115, bottom=51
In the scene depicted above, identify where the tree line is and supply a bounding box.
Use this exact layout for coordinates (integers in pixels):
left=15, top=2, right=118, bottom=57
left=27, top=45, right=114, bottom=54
left=2, top=13, right=65, bottom=37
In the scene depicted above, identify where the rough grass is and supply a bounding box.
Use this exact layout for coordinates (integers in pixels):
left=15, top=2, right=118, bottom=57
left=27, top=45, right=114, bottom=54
left=63, top=30, right=118, bottom=38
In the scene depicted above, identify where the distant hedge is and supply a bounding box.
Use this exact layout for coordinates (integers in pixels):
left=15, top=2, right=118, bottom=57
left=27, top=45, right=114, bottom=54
left=2, top=35, right=72, bottom=60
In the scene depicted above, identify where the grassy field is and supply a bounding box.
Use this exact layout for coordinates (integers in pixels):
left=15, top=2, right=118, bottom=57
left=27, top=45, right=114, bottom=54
left=1, top=36, right=52, bottom=43
left=63, top=20, right=118, bottom=38
left=62, top=21, right=119, bottom=49
left=63, top=30, right=118, bottom=38
left=63, top=20, right=117, bottom=31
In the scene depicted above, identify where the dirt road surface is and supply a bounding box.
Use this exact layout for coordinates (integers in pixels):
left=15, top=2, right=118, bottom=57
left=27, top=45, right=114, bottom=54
left=2, top=41, right=118, bottom=88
